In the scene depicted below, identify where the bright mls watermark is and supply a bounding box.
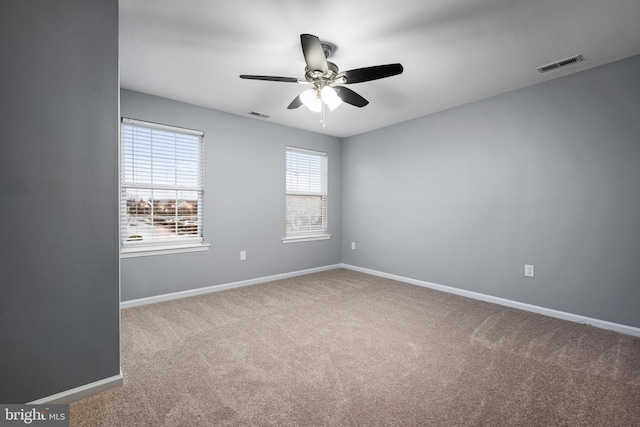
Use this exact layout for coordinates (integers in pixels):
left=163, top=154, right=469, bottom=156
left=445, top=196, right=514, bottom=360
left=0, top=405, right=68, bottom=427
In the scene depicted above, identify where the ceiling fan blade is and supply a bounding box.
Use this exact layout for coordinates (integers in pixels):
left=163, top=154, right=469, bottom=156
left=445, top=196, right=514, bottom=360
left=341, top=63, right=404, bottom=84
left=239, top=75, right=299, bottom=83
left=300, top=34, right=328, bottom=73
left=334, top=86, right=369, bottom=107
left=287, top=95, right=303, bottom=109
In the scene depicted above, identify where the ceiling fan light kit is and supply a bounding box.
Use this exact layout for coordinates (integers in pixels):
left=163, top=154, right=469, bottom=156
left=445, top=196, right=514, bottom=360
left=300, top=86, right=341, bottom=111
left=240, top=34, right=404, bottom=127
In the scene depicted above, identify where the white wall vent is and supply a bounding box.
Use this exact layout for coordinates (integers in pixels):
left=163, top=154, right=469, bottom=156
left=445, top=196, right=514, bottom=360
left=537, top=54, right=584, bottom=73
left=248, top=111, right=270, bottom=119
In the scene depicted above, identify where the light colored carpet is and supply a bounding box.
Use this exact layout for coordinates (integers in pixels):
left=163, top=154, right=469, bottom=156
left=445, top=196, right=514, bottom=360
left=70, top=268, right=640, bottom=426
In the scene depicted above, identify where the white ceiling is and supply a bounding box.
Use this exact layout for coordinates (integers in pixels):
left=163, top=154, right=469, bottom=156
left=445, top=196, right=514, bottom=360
left=119, top=0, right=640, bottom=138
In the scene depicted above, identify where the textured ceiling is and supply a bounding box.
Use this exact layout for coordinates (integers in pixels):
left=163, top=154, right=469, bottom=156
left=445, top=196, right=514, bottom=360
left=119, top=0, right=640, bottom=137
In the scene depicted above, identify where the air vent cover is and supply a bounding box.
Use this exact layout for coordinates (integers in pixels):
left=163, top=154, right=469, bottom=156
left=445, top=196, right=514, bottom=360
left=248, top=111, right=270, bottom=119
left=537, top=54, right=584, bottom=73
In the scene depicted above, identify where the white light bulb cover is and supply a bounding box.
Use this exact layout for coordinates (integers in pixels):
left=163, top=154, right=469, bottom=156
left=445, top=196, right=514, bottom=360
left=321, top=86, right=342, bottom=111
left=300, top=88, right=322, bottom=112
left=308, top=99, right=322, bottom=113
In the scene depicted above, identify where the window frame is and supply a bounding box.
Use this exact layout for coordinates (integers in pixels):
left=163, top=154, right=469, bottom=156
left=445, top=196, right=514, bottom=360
left=283, top=146, right=331, bottom=244
left=119, top=117, right=209, bottom=257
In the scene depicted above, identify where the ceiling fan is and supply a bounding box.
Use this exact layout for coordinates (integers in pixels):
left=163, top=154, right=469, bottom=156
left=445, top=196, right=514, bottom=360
left=240, top=34, right=403, bottom=126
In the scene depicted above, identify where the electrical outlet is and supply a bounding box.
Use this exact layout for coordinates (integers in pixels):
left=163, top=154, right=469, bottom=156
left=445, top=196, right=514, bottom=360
left=351, top=242, right=356, bottom=250
left=240, top=251, right=246, bottom=261
left=524, top=264, right=534, bottom=278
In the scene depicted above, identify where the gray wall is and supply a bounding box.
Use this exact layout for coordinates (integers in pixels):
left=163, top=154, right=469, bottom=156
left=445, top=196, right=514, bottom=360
left=120, top=90, right=342, bottom=301
left=0, top=1, right=120, bottom=402
left=342, top=55, right=640, bottom=329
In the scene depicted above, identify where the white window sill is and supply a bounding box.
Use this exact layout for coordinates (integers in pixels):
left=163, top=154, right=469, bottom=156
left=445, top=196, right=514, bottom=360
left=120, top=243, right=211, bottom=258
left=282, top=234, right=332, bottom=244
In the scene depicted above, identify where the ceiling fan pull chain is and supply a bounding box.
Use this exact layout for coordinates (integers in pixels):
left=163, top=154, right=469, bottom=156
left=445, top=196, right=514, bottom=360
left=320, top=100, right=326, bottom=128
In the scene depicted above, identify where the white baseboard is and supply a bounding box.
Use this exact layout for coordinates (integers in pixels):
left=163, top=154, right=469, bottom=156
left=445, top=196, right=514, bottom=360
left=341, top=264, right=640, bottom=337
left=121, top=264, right=343, bottom=309
left=29, top=368, right=123, bottom=404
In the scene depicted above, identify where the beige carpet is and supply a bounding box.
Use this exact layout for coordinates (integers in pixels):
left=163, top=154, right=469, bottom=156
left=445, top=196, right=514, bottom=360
left=70, top=268, right=640, bottom=426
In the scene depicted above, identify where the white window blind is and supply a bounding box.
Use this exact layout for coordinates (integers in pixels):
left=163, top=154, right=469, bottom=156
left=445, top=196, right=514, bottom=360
left=120, top=118, right=204, bottom=249
left=285, top=146, right=328, bottom=239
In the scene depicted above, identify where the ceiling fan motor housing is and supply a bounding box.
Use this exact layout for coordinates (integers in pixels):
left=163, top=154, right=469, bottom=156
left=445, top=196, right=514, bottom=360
left=305, top=61, right=339, bottom=83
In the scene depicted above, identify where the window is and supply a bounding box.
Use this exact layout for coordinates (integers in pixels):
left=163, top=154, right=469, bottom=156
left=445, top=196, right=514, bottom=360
left=284, top=146, right=330, bottom=242
left=120, top=118, right=207, bottom=256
